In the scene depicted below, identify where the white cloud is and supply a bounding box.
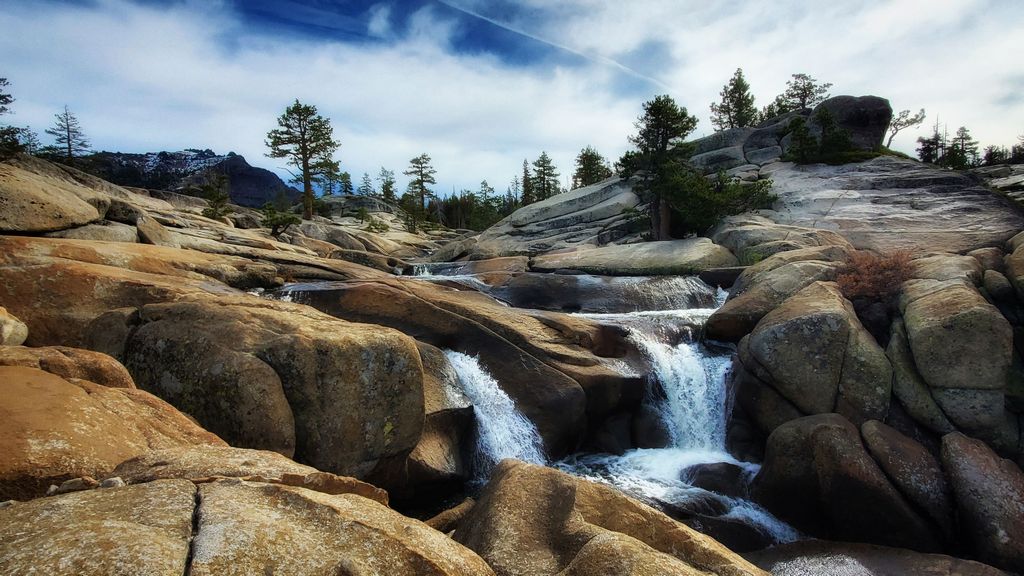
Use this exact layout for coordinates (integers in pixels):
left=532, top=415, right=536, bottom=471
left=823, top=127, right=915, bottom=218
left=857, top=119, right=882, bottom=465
left=1, top=0, right=1021, bottom=196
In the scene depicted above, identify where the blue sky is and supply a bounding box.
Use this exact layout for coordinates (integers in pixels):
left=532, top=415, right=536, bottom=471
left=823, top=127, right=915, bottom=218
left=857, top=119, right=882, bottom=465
left=2, top=0, right=1022, bottom=195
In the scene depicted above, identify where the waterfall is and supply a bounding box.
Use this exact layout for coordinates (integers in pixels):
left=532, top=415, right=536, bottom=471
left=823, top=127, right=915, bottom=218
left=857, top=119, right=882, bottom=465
left=444, top=350, right=546, bottom=482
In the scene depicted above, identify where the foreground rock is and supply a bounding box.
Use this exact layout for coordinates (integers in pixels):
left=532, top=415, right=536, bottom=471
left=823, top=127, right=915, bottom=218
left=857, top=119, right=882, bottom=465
left=454, top=459, right=765, bottom=576
left=942, top=432, right=1024, bottom=573
left=0, top=345, right=135, bottom=388
left=0, top=366, right=224, bottom=501
left=0, top=478, right=493, bottom=575
left=0, top=479, right=197, bottom=575
left=530, top=237, right=738, bottom=275
left=0, top=307, right=28, bottom=345
left=746, top=540, right=1007, bottom=576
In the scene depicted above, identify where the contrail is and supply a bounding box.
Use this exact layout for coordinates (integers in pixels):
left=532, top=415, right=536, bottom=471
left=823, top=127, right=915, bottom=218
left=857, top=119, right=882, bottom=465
left=434, top=0, right=672, bottom=91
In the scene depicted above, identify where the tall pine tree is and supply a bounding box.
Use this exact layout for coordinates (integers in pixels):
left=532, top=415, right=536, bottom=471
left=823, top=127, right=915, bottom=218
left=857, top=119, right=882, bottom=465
left=357, top=172, right=375, bottom=196
left=265, top=99, right=340, bottom=219
left=404, top=153, right=437, bottom=213
left=572, top=145, right=613, bottom=188
left=521, top=158, right=535, bottom=205
left=709, top=68, right=757, bottom=131
left=377, top=167, right=396, bottom=202
left=531, top=152, right=560, bottom=201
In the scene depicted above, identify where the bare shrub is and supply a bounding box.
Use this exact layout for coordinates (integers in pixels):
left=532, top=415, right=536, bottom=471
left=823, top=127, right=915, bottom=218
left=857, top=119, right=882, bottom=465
left=836, top=249, right=914, bottom=303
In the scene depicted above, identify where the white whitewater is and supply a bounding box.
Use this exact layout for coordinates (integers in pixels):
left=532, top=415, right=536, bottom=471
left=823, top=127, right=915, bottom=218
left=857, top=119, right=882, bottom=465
left=444, top=350, right=546, bottom=482
left=558, top=283, right=799, bottom=545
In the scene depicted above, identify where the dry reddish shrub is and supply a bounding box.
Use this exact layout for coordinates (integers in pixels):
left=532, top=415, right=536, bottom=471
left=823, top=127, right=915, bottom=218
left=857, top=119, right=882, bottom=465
left=836, top=249, right=914, bottom=302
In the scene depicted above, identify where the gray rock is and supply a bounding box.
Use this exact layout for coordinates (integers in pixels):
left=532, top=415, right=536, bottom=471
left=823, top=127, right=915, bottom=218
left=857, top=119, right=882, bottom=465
left=99, top=477, right=126, bottom=489
left=45, top=221, right=139, bottom=243
left=811, top=95, right=892, bottom=151
left=0, top=307, right=28, bottom=346
left=689, top=145, right=748, bottom=174
left=529, top=237, right=738, bottom=276
left=744, top=146, right=783, bottom=166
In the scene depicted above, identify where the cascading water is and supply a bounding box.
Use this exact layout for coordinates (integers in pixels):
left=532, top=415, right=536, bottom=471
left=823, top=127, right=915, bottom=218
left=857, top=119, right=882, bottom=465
left=444, top=350, right=546, bottom=483
left=557, top=282, right=800, bottom=545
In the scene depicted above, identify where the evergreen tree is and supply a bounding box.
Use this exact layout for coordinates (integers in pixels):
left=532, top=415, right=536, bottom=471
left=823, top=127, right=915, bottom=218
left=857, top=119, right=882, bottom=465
left=940, top=126, right=979, bottom=169
left=338, top=171, right=353, bottom=195
left=709, top=68, right=758, bottom=131
left=982, top=145, right=1009, bottom=166
left=508, top=174, right=521, bottom=205
left=531, top=152, right=560, bottom=201
left=198, top=174, right=231, bottom=220
left=885, top=108, right=926, bottom=148
left=377, top=167, right=396, bottom=202
left=404, top=153, right=437, bottom=216
left=777, top=73, right=832, bottom=111
left=572, top=145, right=613, bottom=188
left=357, top=172, right=375, bottom=196
left=265, top=99, right=341, bottom=219
left=320, top=165, right=342, bottom=196
left=45, top=105, right=91, bottom=161
left=617, top=94, right=698, bottom=240
left=16, top=127, right=40, bottom=154
left=520, top=158, right=535, bottom=205
left=0, top=78, right=23, bottom=159
left=916, top=119, right=944, bottom=164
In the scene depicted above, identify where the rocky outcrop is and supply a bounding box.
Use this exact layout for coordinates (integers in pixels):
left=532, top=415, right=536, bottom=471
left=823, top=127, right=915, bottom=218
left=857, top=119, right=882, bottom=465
left=746, top=540, right=1007, bottom=576
left=0, top=154, right=106, bottom=232
left=737, top=282, right=891, bottom=432
left=453, top=459, right=765, bottom=576
left=942, top=432, right=1024, bottom=572
left=0, top=307, right=28, bottom=345
left=468, top=176, right=646, bottom=258
left=0, top=478, right=492, bottom=575
left=529, top=237, right=738, bottom=275
left=0, top=365, right=224, bottom=500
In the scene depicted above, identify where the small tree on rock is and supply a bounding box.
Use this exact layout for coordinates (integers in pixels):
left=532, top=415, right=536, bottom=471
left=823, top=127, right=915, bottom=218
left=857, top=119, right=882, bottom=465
left=710, top=68, right=758, bottom=131
left=377, top=167, right=396, bottom=202
left=404, top=153, right=436, bottom=225
left=778, top=73, right=832, bottom=111
left=261, top=203, right=301, bottom=237
left=357, top=172, right=375, bottom=196
left=198, top=174, right=231, bottom=220
left=885, top=108, right=926, bottom=148
left=45, top=105, right=90, bottom=161
left=265, top=99, right=340, bottom=220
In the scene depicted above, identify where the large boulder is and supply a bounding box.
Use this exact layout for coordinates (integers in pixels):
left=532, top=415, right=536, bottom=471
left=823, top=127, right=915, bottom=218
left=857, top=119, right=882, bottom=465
left=741, top=282, right=891, bottom=427
left=96, top=294, right=425, bottom=479
left=0, top=155, right=106, bottom=232
left=0, top=366, right=224, bottom=500
left=0, top=479, right=198, bottom=575
left=941, top=432, right=1024, bottom=572
left=752, top=414, right=940, bottom=551
left=530, top=237, right=738, bottom=276
left=885, top=320, right=956, bottom=435
left=811, top=95, right=892, bottom=151
left=453, top=459, right=765, bottom=576
left=900, top=279, right=1011, bottom=434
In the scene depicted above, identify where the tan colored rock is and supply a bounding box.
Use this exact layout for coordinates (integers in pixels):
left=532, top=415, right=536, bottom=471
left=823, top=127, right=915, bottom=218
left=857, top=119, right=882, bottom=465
left=454, top=460, right=765, bottom=576
left=885, top=320, right=955, bottom=435
left=942, top=432, right=1024, bottom=572
left=45, top=220, right=139, bottom=243
left=0, top=345, right=134, bottom=388
left=0, top=366, right=224, bottom=500
left=901, top=279, right=1011, bottom=432
left=968, top=246, right=1004, bottom=272
left=0, top=479, right=197, bottom=576
left=0, top=306, right=28, bottom=346
left=108, top=294, right=424, bottom=478
left=710, top=215, right=853, bottom=256
left=530, top=237, right=738, bottom=275
left=911, top=253, right=983, bottom=283
left=0, top=156, right=104, bottom=232
left=743, top=282, right=891, bottom=425
left=707, top=260, right=839, bottom=341
left=191, top=480, right=494, bottom=576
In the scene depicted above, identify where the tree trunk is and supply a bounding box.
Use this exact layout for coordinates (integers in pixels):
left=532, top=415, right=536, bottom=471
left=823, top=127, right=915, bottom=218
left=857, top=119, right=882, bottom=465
left=301, top=157, right=313, bottom=220
left=658, top=195, right=672, bottom=240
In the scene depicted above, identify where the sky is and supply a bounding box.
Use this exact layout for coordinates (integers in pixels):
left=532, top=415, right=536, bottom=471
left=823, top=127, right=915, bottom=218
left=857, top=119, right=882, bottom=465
left=1, top=0, right=1022, bottom=195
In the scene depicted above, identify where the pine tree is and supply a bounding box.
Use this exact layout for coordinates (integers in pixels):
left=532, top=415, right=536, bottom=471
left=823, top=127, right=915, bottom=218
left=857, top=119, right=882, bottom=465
left=885, top=108, right=926, bottom=148
left=617, top=94, right=699, bottom=240
left=377, top=167, right=396, bottom=202
left=0, top=78, right=13, bottom=116
left=572, top=146, right=613, bottom=188
left=338, top=171, right=353, bottom=195
left=940, top=126, right=979, bottom=169
left=266, top=99, right=341, bottom=219
left=404, top=153, right=437, bottom=215
left=778, top=73, right=832, bottom=111
left=45, top=105, right=90, bottom=161
left=0, top=78, right=23, bottom=159
left=531, top=152, right=560, bottom=201
left=520, top=159, right=535, bottom=205
left=709, top=68, right=758, bottom=131
left=358, top=172, right=375, bottom=196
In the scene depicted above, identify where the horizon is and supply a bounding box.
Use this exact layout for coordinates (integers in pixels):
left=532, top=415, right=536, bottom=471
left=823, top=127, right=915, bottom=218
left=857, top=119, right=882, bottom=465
left=2, top=0, right=1022, bottom=196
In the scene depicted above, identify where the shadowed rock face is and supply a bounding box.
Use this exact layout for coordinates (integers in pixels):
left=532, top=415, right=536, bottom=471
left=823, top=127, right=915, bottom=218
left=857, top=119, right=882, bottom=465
left=746, top=540, right=1006, bottom=576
